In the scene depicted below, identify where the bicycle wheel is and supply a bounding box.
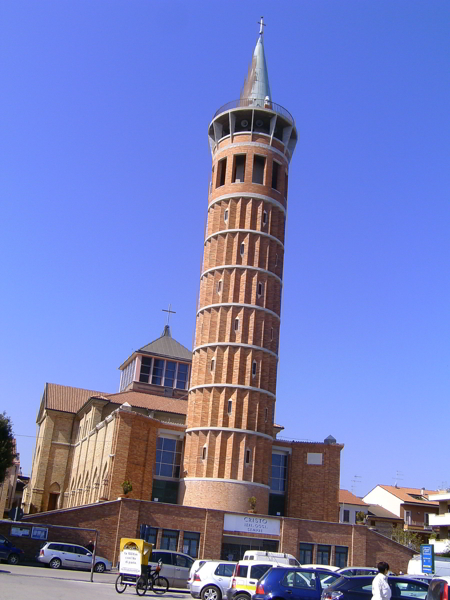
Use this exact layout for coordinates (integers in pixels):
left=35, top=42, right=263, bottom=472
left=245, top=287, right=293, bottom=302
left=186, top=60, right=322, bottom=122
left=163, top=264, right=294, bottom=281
left=136, top=575, right=148, bottom=596
left=115, top=574, right=127, bottom=593
left=152, top=576, right=169, bottom=594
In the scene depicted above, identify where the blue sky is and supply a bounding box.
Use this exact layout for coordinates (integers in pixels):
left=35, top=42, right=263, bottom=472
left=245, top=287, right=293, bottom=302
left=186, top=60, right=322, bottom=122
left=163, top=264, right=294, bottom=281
left=1, top=1, right=449, bottom=497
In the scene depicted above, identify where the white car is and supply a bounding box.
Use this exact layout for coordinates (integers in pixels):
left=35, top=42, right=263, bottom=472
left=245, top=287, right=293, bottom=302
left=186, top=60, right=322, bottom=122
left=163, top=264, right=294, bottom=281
left=37, top=542, right=112, bottom=572
left=190, top=560, right=236, bottom=600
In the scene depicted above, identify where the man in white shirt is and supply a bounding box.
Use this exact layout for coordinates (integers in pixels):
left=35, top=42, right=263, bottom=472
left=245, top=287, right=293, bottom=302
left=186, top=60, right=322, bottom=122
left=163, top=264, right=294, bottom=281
left=372, top=561, right=391, bottom=600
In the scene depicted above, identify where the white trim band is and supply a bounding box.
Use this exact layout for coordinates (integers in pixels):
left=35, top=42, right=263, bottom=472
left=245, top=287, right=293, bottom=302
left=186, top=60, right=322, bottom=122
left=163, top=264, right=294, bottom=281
left=214, top=141, right=289, bottom=165
left=208, top=192, right=286, bottom=215
left=182, top=476, right=270, bottom=489
left=186, top=425, right=273, bottom=441
left=201, top=264, right=282, bottom=285
left=197, top=302, right=280, bottom=321
left=204, top=228, right=284, bottom=249
left=189, top=382, right=276, bottom=399
left=193, top=342, right=278, bottom=359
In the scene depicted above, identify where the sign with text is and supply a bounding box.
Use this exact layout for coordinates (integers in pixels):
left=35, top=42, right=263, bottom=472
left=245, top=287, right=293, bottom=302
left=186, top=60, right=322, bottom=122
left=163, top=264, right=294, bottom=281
left=421, top=544, right=435, bottom=574
left=31, top=527, right=48, bottom=541
left=120, top=549, right=141, bottom=576
left=10, top=526, right=30, bottom=538
left=224, top=514, right=280, bottom=536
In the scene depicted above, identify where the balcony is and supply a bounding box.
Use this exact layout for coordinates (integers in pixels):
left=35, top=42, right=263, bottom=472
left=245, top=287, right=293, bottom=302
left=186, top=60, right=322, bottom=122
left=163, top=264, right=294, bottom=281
left=213, top=98, right=294, bottom=124
left=429, top=513, right=450, bottom=527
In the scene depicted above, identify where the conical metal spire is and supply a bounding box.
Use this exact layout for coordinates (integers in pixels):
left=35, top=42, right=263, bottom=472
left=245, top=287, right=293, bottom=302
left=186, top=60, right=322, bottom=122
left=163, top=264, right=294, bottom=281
left=240, top=17, right=271, bottom=102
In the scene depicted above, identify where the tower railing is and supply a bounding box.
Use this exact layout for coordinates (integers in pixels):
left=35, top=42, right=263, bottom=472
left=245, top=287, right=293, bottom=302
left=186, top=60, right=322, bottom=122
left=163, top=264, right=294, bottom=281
left=213, top=98, right=294, bottom=124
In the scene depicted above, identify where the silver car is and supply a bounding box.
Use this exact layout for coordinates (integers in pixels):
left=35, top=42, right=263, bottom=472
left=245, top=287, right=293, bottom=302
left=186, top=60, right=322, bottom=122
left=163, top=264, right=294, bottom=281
left=190, top=560, right=236, bottom=600
left=37, top=542, right=112, bottom=572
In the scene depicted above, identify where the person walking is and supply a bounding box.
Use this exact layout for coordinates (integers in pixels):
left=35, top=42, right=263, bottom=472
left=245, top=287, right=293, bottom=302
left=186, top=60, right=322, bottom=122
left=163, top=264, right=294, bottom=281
left=86, top=540, right=95, bottom=553
left=372, top=562, right=391, bottom=600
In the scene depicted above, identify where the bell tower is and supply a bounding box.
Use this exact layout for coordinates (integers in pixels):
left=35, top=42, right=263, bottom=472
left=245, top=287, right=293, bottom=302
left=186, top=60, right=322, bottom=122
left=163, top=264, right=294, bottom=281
left=181, top=19, right=297, bottom=513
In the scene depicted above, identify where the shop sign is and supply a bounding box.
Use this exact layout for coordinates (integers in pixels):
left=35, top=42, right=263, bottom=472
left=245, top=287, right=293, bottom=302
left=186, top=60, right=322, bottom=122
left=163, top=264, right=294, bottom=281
left=31, top=527, right=48, bottom=541
left=10, top=526, right=30, bottom=537
left=120, top=549, right=141, bottom=576
left=224, top=514, right=280, bottom=536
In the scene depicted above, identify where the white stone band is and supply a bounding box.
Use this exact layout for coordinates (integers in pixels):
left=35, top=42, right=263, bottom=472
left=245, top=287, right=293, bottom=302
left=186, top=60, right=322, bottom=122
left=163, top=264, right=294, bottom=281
left=197, top=302, right=280, bottom=321
left=189, top=382, right=276, bottom=399
left=182, top=476, right=270, bottom=489
left=208, top=192, right=286, bottom=215
left=204, top=228, right=284, bottom=249
left=201, top=264, right=282, bottom=285
left=185, top=425, right=273, bottom=441
left=193, top=341, right=278, bottom=359
left=214, top=140, right=289, bottom=165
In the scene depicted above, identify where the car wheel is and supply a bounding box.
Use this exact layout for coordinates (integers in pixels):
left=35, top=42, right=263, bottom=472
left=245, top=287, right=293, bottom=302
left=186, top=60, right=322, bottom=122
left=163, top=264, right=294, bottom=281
left=49, top=557, right=62, bottom=569
left=94, top=562, right=106, bottom=573
left=202, top=585, right=222, bottom=600
left=7, top=553, right=20, bottom=565
left=234, top=594, right=250, bottom=600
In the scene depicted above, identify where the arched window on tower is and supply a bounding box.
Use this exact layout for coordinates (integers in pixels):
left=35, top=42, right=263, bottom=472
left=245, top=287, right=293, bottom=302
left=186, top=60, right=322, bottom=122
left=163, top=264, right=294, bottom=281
left=227, top=399, right=233, bottom=415
left=245, top=448, right=251, bottom=465
left=240, top=242, right=245, bottom=257
left=234, top=318, right=239, bottom=332
left=210, top=358, right=215, bottom=372
left=257, top=282, right=264, bottom=298
left=217, top=279, right=222, bottom=294
left=202, top=446, right=207, bottom=461
left=224, top=208, right=229, bottom=223
left=252, top=360, right=258, bottom=378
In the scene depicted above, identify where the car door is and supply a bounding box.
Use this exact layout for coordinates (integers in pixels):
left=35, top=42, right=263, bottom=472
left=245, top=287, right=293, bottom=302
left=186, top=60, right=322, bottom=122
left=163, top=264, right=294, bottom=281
left=174, top=553, right=194, bottom=588
left=152, top=551, right=176, bottom=586
left=59, top=544, right=76, bottom=568
left=281, top=569, right=319, bottom=600
left=0, top=535, right=9, bottom=561
left=391, top=580, right=429, bottom=600
left=213, top=563, right=236, bottom=595
left=72, top=545, right=92, bottom=570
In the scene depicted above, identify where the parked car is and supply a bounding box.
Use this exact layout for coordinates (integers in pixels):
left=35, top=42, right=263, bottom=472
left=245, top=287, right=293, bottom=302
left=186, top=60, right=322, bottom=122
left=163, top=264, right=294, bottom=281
left=0, top=534, right=24, bottom=565
left=302, top=565, right=341, bottom=572
left=37, top=542, right=112, bottom=572
left=252, top=566, right=341, bottom=600
left=337, top=568, right=378, bottom=577
left=243, top=551, right=300, bottom=566
left=426, top=576, right=450, bottom=600
left=402, top=575, right=434, bottom=585
left=149, top=549, right=195, bottom=588
left=321, top=575, right=429, bottom=600
left=227, top=560, right=282, bottom=600
left=190, top=560, right=236, bottom=600
left=188, top=560, right=210, bottom=587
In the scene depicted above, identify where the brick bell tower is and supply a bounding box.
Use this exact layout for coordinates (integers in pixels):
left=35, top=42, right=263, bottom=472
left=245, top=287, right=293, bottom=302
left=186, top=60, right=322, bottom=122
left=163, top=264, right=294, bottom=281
left=180, top=19, right=297, bottom=513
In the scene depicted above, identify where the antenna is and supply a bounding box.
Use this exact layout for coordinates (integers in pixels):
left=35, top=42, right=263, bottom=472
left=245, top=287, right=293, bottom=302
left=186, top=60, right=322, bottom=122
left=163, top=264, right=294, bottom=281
left=393, top=471, right=404, bottom=487
left=351, top=475, right=362, bottom=495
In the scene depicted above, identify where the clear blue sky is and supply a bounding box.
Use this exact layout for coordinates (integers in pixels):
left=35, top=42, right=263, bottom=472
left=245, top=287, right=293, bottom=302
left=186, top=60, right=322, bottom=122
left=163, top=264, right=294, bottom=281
left=1, top=1, right=449, bottom=497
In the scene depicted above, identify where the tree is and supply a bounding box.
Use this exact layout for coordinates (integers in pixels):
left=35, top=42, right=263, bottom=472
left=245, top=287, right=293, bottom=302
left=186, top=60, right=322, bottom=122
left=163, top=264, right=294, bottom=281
left=391, top=527, right=423, bottom=552
left=0, top=412, right=16, bottom=484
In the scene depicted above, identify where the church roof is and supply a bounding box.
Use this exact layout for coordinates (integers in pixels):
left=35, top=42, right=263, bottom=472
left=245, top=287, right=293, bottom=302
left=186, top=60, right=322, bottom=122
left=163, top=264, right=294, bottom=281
left=45, top=383, right=108, bottom=414
left=105, top=390, right=188, bottom=415
left=137, top=325, right=192, bottom=362
left=240, top=19, right=271, bottom=102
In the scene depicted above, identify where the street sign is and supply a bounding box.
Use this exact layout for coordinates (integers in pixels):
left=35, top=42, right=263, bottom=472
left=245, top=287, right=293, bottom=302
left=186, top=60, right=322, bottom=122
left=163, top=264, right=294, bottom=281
left=421, top=544, right=435, bottom=574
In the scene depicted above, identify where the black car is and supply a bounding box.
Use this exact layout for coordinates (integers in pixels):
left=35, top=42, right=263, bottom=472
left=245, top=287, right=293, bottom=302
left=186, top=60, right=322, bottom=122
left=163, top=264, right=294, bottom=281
left=253, top=566, right=342, bottom=600
left=321, top=575, right=429, bottom=600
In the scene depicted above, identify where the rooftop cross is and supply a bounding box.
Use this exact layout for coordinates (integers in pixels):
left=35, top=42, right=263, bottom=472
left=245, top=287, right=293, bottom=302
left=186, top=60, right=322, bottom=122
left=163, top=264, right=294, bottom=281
left=162, top=304, right=176, bottom=326
left=258, top=16, right=266, bottom=36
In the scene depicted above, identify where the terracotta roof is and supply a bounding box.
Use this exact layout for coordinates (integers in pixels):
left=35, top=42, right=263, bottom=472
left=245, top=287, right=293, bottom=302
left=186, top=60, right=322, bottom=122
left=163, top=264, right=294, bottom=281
left=379, top=485, right=438, bottom=505
left=339, top=489, right=368, bottom=506
left=366, top=504, right=403, bottom=521
left=45, top=383, right=108, bottom=413
left=105, top=391, right=188, bottom=415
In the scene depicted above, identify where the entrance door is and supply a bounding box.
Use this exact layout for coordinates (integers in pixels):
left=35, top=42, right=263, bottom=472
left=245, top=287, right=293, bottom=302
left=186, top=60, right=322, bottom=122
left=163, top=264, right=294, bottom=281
left=48, top=493, right=59, bottom=511
left=221, top=536, right=278, bottom=561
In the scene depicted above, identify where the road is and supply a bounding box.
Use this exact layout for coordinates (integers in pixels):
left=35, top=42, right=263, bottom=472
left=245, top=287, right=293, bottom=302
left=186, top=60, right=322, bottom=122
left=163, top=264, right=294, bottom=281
left=0, top=564, right=190, bottom=600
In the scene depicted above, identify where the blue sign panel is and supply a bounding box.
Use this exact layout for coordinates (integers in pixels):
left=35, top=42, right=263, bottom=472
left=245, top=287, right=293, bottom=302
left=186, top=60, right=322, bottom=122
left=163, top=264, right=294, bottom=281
left=421, top=544, right=435, bottom=574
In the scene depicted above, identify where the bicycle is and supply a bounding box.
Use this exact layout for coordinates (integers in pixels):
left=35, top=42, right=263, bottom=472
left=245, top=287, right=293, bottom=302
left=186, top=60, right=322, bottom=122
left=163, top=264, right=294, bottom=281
left=135, top=559, right=169, bottom=596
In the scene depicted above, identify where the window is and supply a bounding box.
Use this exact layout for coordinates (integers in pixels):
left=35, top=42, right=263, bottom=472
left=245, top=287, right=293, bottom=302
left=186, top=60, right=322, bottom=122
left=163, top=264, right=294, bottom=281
left=183, top=532, right=200, bottom=558
left=334, top=546, right=348, bottom=568
left=155, top=437, right=182, bottom=478
left=252, top=360, right=257, bottom=377
left=202, top=446, right=207, bottom=460
left=265, top=407, right=268, bottom=422
left=404, top=510, right=412, bottom=525
left=234, top=318, right=239, bottom=332
left=139, top=357, right=152, bottom=383
left=216, top=158, right=227, bottom=187
left=152, top=359, right=164, bottom=385
left=252, top=155, right=266, bottom=184
left=152, top=551, right=173, bottom=565
left=240, top=242, right=245, bottom=256
left=251, top=565, right=272, bottom=580
left=271, top=327, right=274, bottom=341
left=161, top=530, right=179, bottom=551
left=343, top=509, right=350, bottom=523
left=176, top=363, right=189, bottom=390
left=424, top=513, right=430, bottom=526
left=270, top=452, right=288, bottom=492
left=224, top=208, right=229, bottom=223
left=285, top=172, right=288, bottom=199
left=317, top=544, right=331, bottom=565
left=120, top=358, right=136, bottom=390
left=257, top=282, right=264, bottom=297
left=210, top=358, right=215, bottom=372
left=227, top=399, right=233, bottom=415
left=140, top=525, right=158, bottom=546
left=272, top=161, right=280, bottom=190
left=262, top=210, right=268, bottom=226
left=299, top=543, right=313, bottom=564
left=151, top=479, right=179, bottom=504
left=175, top=553, right=193, bottom=568
left=275, top=253, right=278, bottom=267
left=164, top=361, right=176, bottom=388
left=217, top=279, right=222, bottom=293
left=245, top=449, right=251, bottom=465
left=215, top=563, right=235, bottom=577
left=232, top=155, right=246, bottom=183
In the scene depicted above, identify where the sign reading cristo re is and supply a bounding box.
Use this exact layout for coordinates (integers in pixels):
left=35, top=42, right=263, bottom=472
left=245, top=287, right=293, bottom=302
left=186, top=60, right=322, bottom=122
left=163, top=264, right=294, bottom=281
left=224, top=514, right=281, bottom=536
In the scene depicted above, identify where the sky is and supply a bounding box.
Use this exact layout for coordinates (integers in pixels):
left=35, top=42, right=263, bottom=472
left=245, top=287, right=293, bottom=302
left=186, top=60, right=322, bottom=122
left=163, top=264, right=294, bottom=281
left=1, top=1, right=450, bottom=498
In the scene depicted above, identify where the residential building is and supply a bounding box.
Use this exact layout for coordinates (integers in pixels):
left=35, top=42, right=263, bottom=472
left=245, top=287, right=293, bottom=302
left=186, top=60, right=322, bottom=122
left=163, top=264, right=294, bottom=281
left=339, top=489, right=368, bottom=524
left=428, top=490, right=450, bottom=553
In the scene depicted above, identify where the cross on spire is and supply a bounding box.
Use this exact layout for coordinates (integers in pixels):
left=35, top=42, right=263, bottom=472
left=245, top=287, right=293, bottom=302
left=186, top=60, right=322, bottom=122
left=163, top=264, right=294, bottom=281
left=162, top=303, right=176, bottom=326
left=258, top=16, right=266, bottom=36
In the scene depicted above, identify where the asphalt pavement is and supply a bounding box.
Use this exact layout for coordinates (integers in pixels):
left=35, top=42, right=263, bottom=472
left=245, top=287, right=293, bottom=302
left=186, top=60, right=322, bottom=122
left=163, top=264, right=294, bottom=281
left=0, top=564, right=190, bottom=600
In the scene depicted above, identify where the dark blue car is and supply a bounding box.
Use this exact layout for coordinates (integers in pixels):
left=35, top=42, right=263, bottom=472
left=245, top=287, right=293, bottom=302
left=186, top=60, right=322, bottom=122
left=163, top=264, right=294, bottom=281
left=252, top=566, right=341, bottom=600
left=321, top=575, right=429, bottom=600
left=0, top=534, right=24, bottom=565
